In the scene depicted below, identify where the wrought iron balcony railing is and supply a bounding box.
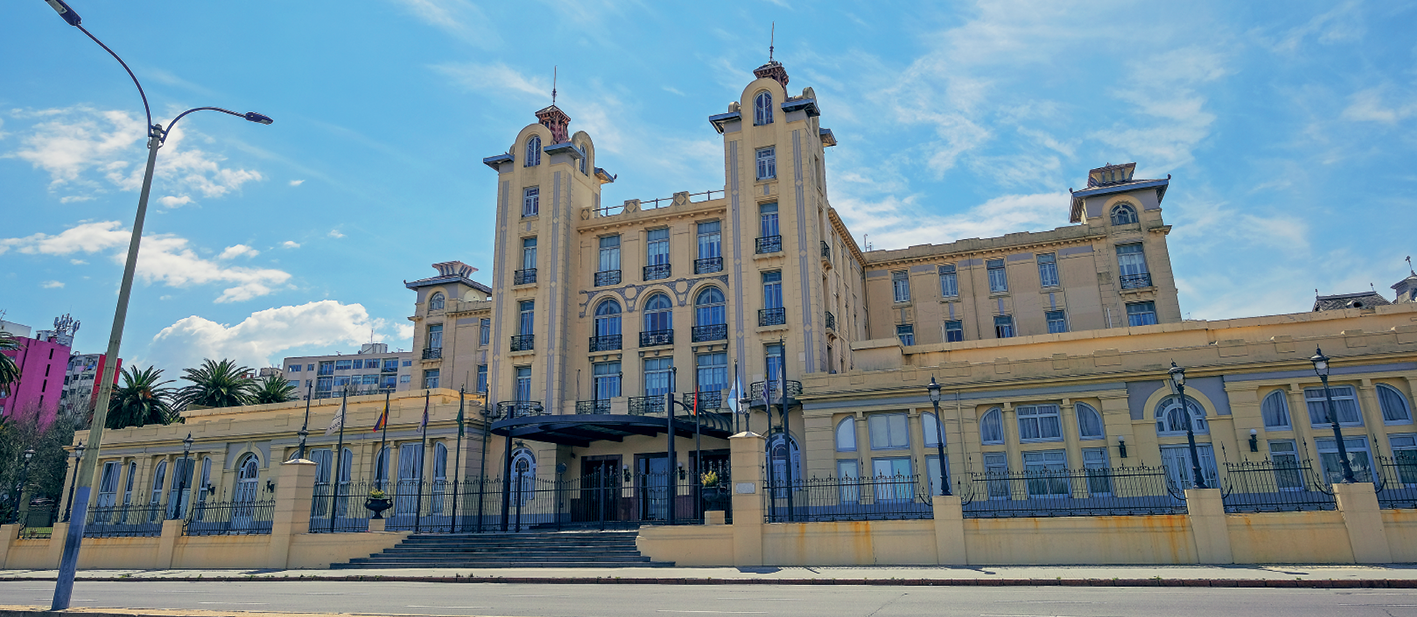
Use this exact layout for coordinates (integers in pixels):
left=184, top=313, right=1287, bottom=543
left=510, top=334, right=534, bottom=352
left=749, top=379, right=803, bottom=404
left=639, top=329, right=674, bottom=347
left=1119, top=273, right=1153, bottom=290
left=514, top=268, right=537, bottom=285
left=628, top=395, right=667, bottom=416
left=594, top=269, right=621, bottom=287
left=421, top=347, right=442, bottom=360
left=758, top=307, right=787, bottom=326
left=694, top=256, right=723, bottom=274
left=497, top=401, right=545, bottom=418
left=575, top=399, right=612, bottom=415
left=692, top=323, right=728, bottom=342
left=825, top=311, right=836, bottom=332
left=682, top=390, right=724, bottom=410
left=755, top=235, right=782, bottom=254
left=588, top=334, right=622, bottom=352
left=643, top=263, right=671, bottom=281
left=380, top=365, right=398, bottom=373
left=821, top=241, right=831, bottom=261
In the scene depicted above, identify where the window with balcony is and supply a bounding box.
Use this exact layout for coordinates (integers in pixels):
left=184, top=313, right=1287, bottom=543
left=425, top=324, right=443, bottom=359
left=696, top=221, right=722, bottom=273
left=766, top=343, right=785, bottom=386
left=516, top=237, right=537, bottom=284
left=1126, top=301, right=1157, bottom=326
left=522, top=186, right=539, bottom=217
left=994, top=315, right=1015, bottom=338
left=945, top=320, right=963, bottom=342
left=1117, top=243, right=1151, bottom=289
left=987, top=259, right=1008, bottom=293
left=591, top=361, right=621, bottom=402
left=760, top=271, right=785, bottom=326
left=757, top=203, right=781, bottom=253
left=1045, top=310, right=1068, bottom=334
left=644, top=357, right=673, bottom=396
left=1037, top=253, right=1059, bottom=288
left=753, top=91, right=773, bottom=125
left=641, top=293, right=673, bottom=346
left=512, top=300, right=534, bottom=351
left=645, top=228, right=671, bottom=280
left=939, top=264, right=958, bottom=298
left=693, top=287, right=727, bottom=342
left=591, top=300, right=622, bottom=351
left=756, top=147, right=776, bottom=180
left=697, top=352, right=728, bottom=399
left=891, top=270, right=910, bottom=303
left=597, top=235, right=621, bottom=285
left=896, top=324, right=915, bottom=346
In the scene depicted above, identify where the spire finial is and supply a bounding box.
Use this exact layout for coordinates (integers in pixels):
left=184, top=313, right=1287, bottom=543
left=769, top=22, right=775, bottom=62
left=1407, top=255, right=1414, bottom=276
left=552, top=65, right=557, bottom=106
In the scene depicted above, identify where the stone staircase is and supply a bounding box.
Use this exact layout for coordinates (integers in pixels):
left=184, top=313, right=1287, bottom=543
left=331, top=530, right=674, bottom=569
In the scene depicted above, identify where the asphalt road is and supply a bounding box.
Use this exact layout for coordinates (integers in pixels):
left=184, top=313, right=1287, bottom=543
left=5, top=581, right=1417, bottom=617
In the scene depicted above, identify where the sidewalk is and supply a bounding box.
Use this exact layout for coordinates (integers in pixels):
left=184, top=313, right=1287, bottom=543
left=5, top=564, right=1417, bottom=587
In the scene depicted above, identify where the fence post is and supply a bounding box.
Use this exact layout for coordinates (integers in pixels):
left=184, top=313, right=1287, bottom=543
left=729, top=432, right=765, bottom=567
left=267, top=458, right=318, bottom=570
left=155, top=520, right=183, bottom=569
left=931, top=495, right=967, bottom=565
left=1184, top=488, right=1233, bottom=564
left=1333, top=482, right=1392, bottom=564
left=0, top=523, right=18, bottom=569
left=44, top=522, right=68, bottom=568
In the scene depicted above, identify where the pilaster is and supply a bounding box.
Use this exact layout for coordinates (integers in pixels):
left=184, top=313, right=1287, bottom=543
left=267, top=458, right=318, bottom=569
left=931, top=495, right=967, bottom=565
left=729, top=432, right=765, bottom=567
left=1184, top=488, right=1233, bottom=564
left=1334, top=482, right=1392, bottom=564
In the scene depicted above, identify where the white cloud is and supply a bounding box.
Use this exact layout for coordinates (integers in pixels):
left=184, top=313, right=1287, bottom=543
left=3, top=106, right=264, bottom=204
left=1092, top=46, right=1230, bottom=174
left=389, top=0, right=505, bottom=48
left=431, top=62, right=548, bottom=100
left=0, top=220, right=290, bottom=302
left=288, top=179, right=304, bottom=186
left=40, top=280, right=64, bottom=289
left=146, top=300, right=390, bottom=372
left=1342, top=87, right=1417, bottom=123
left=837, top=191, right=1066, bottom=250
left=218, top=244, right=259, bottom=260
left=69, top=259, right=86, bottom=265
left=327, top=229, right=345, bottom=239
left=394, top=323, right=414, bottom=341
left=281, top=240, right=301, bottom=249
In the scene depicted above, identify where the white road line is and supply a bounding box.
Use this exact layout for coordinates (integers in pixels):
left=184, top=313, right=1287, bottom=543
left=656, top=611, right=769, bottom=615
left=198, top=601, right=268, bottom=605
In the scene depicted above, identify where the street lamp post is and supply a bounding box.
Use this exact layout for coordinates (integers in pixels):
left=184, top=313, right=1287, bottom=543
left=170, top=434, right=193, bottom=520
left=45, top=1, right=273, bottom=609
left=1167, top=362, right=1207, bottom=489
left=926, top=377, right=951, bottom=497
left=62, top=441, right=84, bottom=522
left=1311, top=348, right=1357, bottom=484
left=297, top=384, right=312, bottom=460
left=12, top=449, right=36, bottom=524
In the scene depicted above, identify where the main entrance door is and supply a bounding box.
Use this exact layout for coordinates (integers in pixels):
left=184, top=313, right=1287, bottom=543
left=637, top=454, right=671, bottom=521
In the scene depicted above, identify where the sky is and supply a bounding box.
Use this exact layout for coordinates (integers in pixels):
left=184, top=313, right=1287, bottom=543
left=1, top=0, right=1415, bottom=378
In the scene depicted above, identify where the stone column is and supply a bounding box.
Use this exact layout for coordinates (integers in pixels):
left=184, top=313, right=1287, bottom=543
left=267, top=458, right=318, bottom=569
left=0, top=523, right=18, bottom=569
left=729, top=432, right=766, bottom=567
left=931, top=495, right=967, bottom=565
left=1184, top=488, right=1233, bottom=564
left=45, top=522, right=68, bottom=568
left=156, top=519, right=183, bottom=569
left=1334, top=482, right=1392, bottom=564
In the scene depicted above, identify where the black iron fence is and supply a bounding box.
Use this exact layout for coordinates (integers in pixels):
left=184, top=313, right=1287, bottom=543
left=692, top=324, right=727, bottom=342
left=1376, top=456, right=1417, bottom=509
left=1119, top=273, right=1153, bottom=289
left=694, top=257, right=723, bottom=274
left=1222, top=459, right=1335, bottom=512
left=594, top=270, right=621, bottom=286
left=185, top=500, right=275, bottom=536
left=764, top=473, right=933, bottom=523
left=83, top=504, right=165, bottom=538
left=310, top=483, right=372, bottom=533
left=756, top=235, right=782, bottom=254
left=960, top=465, right=1186, bottom=518
left=644, top=264, right=671, bottom=281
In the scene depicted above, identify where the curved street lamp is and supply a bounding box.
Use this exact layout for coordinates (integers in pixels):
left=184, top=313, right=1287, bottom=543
left=926, top=377, right=951, bottom=496
left=1167, top=362, right=1207, bottom=489
left=1310, top=348, right=1357, bottom=484
left=45, top=1, right=272, bottom=609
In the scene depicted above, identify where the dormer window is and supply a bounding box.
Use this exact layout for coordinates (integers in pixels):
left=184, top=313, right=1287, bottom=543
left=1110, top=203, right=1138, bottom=225
left=525, top=136, right=542, bottom=167
left=754, top=91, right=773, bottom=125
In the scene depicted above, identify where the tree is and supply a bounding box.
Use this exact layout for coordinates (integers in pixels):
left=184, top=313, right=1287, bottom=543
left=177, top=358, right=254, bottom=409
left=0, top=330, right=19, bottom=398
left=251, top=374, right=297, bottom=405
left=0, top=411, right=76, bottom=524
left=107, top=366, right=177, bottom=430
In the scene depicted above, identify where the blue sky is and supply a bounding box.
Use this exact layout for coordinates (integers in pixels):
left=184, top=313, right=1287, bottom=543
left=2, top=0, right=1415, bottom=376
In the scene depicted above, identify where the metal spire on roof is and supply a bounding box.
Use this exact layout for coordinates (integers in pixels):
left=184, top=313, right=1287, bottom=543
left=1407, top=255, right=1414, bottom=276
left=552, top=66, right=557, bottom=106
left=769, top=22, right=775, bottom=62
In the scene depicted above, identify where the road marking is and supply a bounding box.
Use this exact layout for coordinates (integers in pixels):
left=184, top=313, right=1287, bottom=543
left=405, top=606, right=488, bottom=609
left=198, top=602, right=268, bottom=605
left=657, top=611, right=768, bottom=615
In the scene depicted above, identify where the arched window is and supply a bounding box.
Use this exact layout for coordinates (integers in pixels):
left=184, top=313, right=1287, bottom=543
left=980, top=408, right=1004, bottom=445
left=1261, top=390, right=1291, bottom=429
left=644, top=293, right=673, bottom=332
left=525, top=136, right=541, bottom=167
left=149, top=460, right=167, bottom=506
left=835, top=417, right=856, bottom=451
left=595, top=299, right=622, bottom=336
left=374, top=447, right=389, bottom=488
left=1155, top=396, right=1208, bottom=435
left=766, top=433, right=801, bottom=493
left=695, top=287, right=726, bottom=326
left=1110, top=203, right=1138, bottom=225
left=122, top=461, right=137, bottom=506
left=197, top=457, right=212, bottom=506
left=923, top=412, right=945, bottom=447
left=754, top=91, right=773, bottom=125
left=1076, top=402, right=1105, bottom=440
left=428, top=292, right=444, bottom=311
left=511, top=448, right=536, bottom=506
left=1378, top=384, right=1413, bottom=424
left=235, top=453, right=260, bottom=503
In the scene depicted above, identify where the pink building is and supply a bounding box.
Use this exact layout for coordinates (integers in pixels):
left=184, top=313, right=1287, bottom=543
left=1, top=332, right=71, bottom=430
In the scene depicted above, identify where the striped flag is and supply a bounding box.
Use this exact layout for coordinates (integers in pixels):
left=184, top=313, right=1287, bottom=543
left=372, top=397, right=388, bottom=433
left=325, top=397, right=346, bottom=436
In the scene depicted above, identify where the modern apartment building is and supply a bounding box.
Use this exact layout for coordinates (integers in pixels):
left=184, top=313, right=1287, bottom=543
left=281, top=343, right=416, bottom=400
left=0, top=320, right=72, bottom=427
left=58, top=352, right=122, bottom=420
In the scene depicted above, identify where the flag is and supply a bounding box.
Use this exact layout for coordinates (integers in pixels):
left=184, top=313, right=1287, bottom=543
left=419, top=391, right=430, bottom=433
left=372, top=398, right=388, bottom=433
left=456, top=388, right=466, bottom=438
left=726, top=366, right=741, bottom=416
left=325, top=397, right=346, bottom=436
left=692, top=391, right=699, bottom=416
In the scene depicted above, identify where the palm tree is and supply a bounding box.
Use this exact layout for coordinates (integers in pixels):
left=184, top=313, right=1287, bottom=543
left=177, top=359, right=255, bottom=409
left=251, top=374, right=297, bottom=405
left=107, top=366, right=177, bottom=429
left=0, top=330, right=19, bottom=398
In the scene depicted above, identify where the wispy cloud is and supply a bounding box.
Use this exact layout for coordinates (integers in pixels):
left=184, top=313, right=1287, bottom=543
left=288, top=179, right=304, bottom=186
left=1342, top=86, right=1417, bottom=123
left=327, top=229, right=345, bottom=239
left=218, top=244, right=259, bottom=260
left=387, top=0, right=504, bottom=48
left=40, top=280, right=63, bottom=289
left=431, top=62, right=548, bottom=100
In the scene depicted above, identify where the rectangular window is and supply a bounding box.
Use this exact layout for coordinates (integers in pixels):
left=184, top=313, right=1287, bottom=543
left=518, top=300, right=535, bottom=335
left=762, top=271, right=783, bottom=309
left=308, top=364, right=315, bottom=371
left=381, top=375, right=396, bottom=389
left=351, top=359, right=364, bottom=370
left=1126, top=301, right=1157, bottom=326
left=756, top=146, right=776, bottom=180
left=868, top=413, right=910, bottom=450
left=1045, top=310, right=1068, bottom=334
left=1037, top=253, right=1059, bottom=288
left=759, top=203, right=779, bottom=238
left=514, top=366, right=531, bottom=401
left=476, top=365, right=488, bottom=394
left=599, top=235, right=621, bottom=272
left=1304, top=385, right=1364, bottom=426
left=994, top=315, right=1015, bottom=338
left=593, top=361, right=621, bottom=399
left=399, top=375, right=411, bottom=383
left=1316, top=437, right=1373, bottom=483
left=1390, top=435, right=1417, bottom=485
left=479, top=318, right=490, bottom=346
left=403, top=360, right=412, bottom=367
left=644, top=357, right=673, bottom=396
left=522, top=237, right=537, bottom=270
left=697, top=221, right=721, bottom=259
left=837, top=460, right=860, bottom=503
left=896, top=324, right=915, bottom=346
left=647, top=228, right=669, bottom=265
left=1023, top=450, right=1069, bottom=497
left=987, top=259, right=1008, bottom=293
left=938, top=264, right=958, bottom=298
left=427, top=324, right=443, bottom=349
left=765, top=343, right=784, bottom=387
left=423, top=369, right=440, bottom=389
left=892, top=270, right=910, bottom=303
left=983, top=452, right=1010, bottom=499
left=522, top=186, right=539, bottom=217
left=288, top=364, right=302, bottom=373
left=335, top=359, right=352, bottom=371
left=945, top=320, right=964, bottom=342
left=1082, top=448, right=1113, bottom=495
left=696, top=352, right=728, bottom=397
left=1017, top=404, right=1063, bottom=441
left=871, top=457, right=915, bottom=502
left=383, top=358, right=399, bottom=371
left=1268, top=440, right=1304, bottom=490
left=1116, top=243, right=1148, bottom=275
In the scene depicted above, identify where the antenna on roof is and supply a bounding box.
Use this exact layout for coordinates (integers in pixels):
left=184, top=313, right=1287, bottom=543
left=769, top=22, right=775, bottom=62
left=1407, top=255, right=1414, bottom=276
left=552, top=66, right=558, bottom=106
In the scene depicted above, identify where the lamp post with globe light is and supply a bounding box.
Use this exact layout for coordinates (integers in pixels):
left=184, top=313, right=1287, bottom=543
left=1311, top=348, right=1357, bottom=484
left=1167, top=362, right=1207, bottom=489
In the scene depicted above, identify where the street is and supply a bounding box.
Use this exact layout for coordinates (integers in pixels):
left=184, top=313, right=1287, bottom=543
left=4, top=580, right=1417, bottom=616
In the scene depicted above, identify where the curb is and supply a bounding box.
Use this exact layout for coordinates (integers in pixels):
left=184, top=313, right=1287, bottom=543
left=3, top=575, right=1416, bottom=588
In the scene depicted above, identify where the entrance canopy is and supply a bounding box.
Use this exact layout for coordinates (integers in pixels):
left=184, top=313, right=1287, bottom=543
left=490, top=412, right=733, bottom=448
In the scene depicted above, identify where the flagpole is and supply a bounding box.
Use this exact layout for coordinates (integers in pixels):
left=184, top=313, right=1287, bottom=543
left=329, top=388, right=347, bottom=533
left=414, top=390, right=428, bottom=534
left=451, top=386, right=465, bottom=534
left=377, top=392, right=390, bottom=490
left=781, top=338, right=793, bottom=523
